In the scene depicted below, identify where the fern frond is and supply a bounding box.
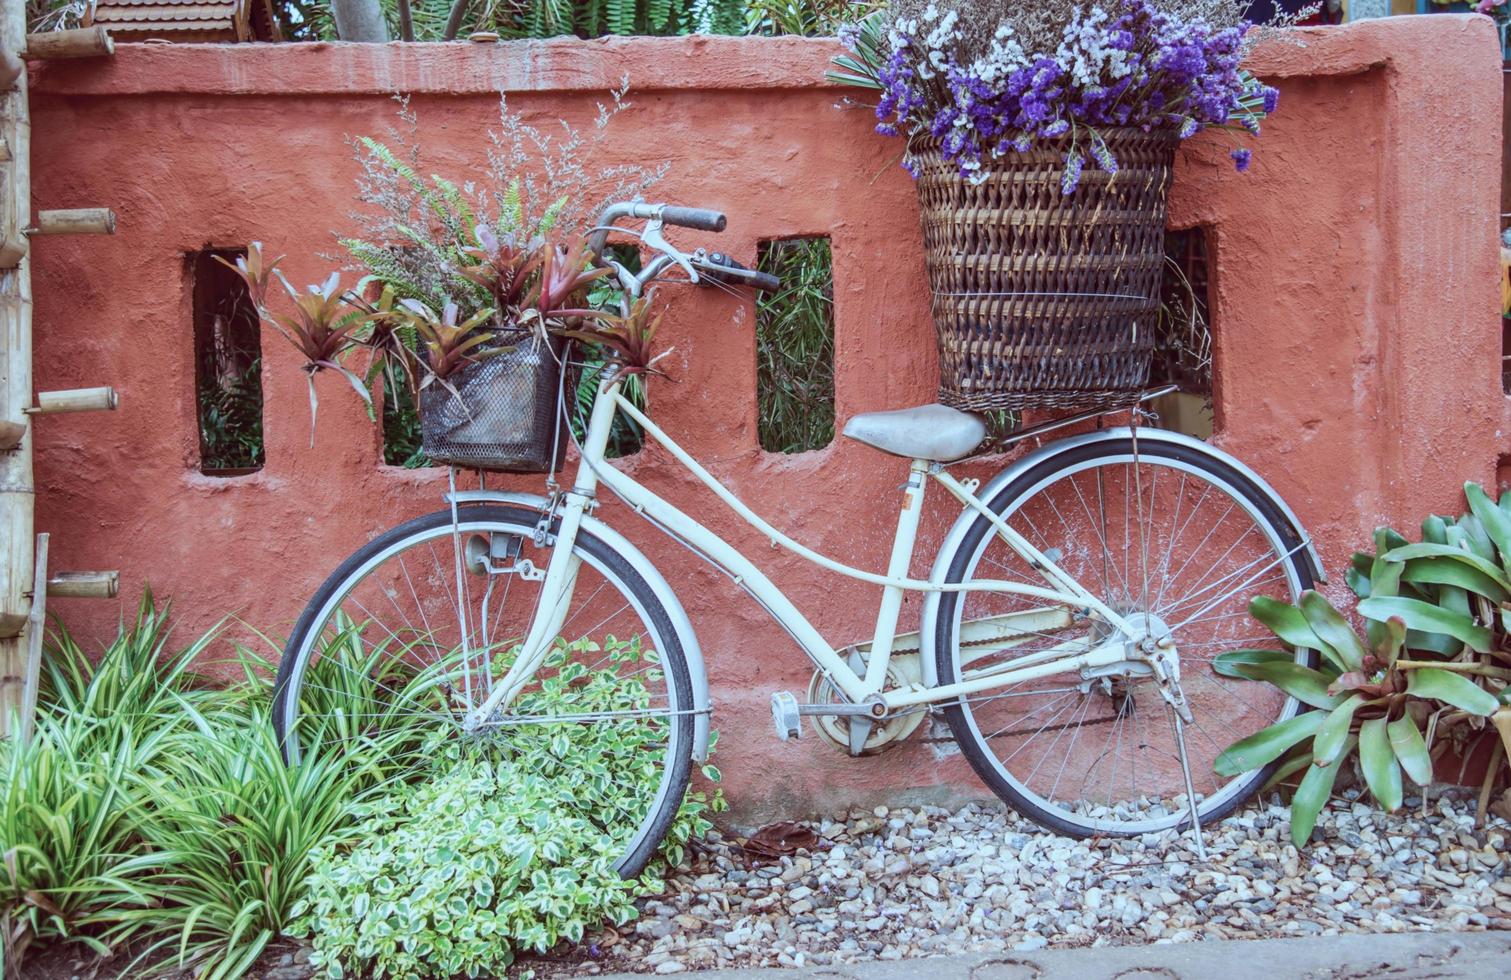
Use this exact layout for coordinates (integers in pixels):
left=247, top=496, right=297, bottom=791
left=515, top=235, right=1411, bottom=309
left=605, top=0, right=635, bottom=35
left=645, top=0, right=672, bottom=32
left=497, top=178, right=524, bottom=236
left=539, top=195, right=570, bottom=235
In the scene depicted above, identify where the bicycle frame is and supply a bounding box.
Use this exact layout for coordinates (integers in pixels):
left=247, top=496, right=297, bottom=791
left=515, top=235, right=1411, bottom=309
left=472, top=370, right=1158, bottom=727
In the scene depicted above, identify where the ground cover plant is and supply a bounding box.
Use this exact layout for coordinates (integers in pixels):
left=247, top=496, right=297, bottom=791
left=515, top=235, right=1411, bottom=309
left=1217, top=482, right=1511, bottom=845
left=1, top=598, right=718, bottom=979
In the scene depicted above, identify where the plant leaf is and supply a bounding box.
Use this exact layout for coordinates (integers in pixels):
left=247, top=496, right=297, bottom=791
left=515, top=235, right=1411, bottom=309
left=1212, top=649, right=1296, bottom=679
left=1299, top=591, right=1366, bottom=671
left=1373, top=616, right=1406, bottom=668
left=1290, top=738, right=1353, bottom=846
left=1249, top=595, right=1342, bottom=671
left=1383, top=544, right=1511, bottom=592
left=1214, top=711, right=1326, bottom=776
left=1312, top=695, right=1363, bottom=767
left=1404, top=667, right=1500, bottom=716
left=1464, top=482, right=1511, bottom=574
left=1358, top=717, right=1403, bottom=811
left=1261, top=746, right=1314, bottom=792
left=1370, top=552, right=1403, bottom=595
left=1387, top=712, right=1433, bottom=785
left=1230, top=661, right=1340, bottom=709
left=1356, top=595, right=1490, bottom=653
left=1398, top=557, right=1509, bottom=602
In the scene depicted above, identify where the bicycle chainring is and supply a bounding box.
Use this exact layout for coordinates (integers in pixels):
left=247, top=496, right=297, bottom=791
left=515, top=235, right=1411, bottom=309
left=806, top=651, right=927, bottom=755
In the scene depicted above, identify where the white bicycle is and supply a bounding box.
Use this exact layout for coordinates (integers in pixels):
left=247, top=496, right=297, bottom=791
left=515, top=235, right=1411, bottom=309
left=274, top=201, right=1324, bottom=876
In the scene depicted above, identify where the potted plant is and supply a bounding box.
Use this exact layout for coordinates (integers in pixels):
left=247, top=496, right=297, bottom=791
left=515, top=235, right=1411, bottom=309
left=831, top=1, right=1284, bottom=411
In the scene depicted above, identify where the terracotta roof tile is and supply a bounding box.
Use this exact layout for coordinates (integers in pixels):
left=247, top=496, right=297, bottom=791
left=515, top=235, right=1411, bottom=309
left=88, top=0, right=256, bottom=40
left=94, top=6, right=238, bottom=22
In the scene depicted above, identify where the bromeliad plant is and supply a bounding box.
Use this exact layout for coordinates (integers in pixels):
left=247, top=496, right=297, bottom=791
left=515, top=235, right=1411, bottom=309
left=217, top=248, right=387, bottom=444
left=559, top=291, right=672, bottom=380
left=830, top=0, right=1294, bottom=190
left=1217, top=482, right=1511, bottom=845
left=390, top=299, right=501, bottom=390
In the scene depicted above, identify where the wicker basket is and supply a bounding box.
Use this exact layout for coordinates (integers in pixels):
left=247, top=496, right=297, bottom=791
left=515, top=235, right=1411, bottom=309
left=913, top=130, right=1178, bottom=411
left=418, top=330, right=567, bottom=473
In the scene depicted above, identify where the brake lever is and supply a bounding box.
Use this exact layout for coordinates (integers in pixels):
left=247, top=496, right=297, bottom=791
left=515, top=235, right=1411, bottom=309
left=641, top=217, right=699, bottom=284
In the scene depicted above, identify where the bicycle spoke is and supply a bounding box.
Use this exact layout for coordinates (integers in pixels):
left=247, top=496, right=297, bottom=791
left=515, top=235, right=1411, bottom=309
left=277, top=509, right=693, bottom=879
left=944, top=442, right=1308, bottom=835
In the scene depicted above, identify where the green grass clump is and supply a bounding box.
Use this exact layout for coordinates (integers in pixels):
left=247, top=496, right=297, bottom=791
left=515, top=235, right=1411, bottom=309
left=757, top=238, right=836, bottom=454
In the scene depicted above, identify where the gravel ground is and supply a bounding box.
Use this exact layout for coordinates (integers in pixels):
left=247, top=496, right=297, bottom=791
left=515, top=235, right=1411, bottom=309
left=577, top=788, right=1510, bottom=976
left=48, top=789, right=1502, bottom=979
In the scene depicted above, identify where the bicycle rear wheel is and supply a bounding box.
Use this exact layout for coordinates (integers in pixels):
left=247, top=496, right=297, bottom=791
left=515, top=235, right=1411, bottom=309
left=934, top=436, right=1315, bottom=837
left=273, top=504, right=694, bottom=878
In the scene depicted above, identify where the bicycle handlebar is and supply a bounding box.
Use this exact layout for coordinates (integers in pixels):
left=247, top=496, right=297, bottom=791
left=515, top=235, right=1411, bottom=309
left=588, top=200, right=780, bottom=295
left=660, top=206, right=727, bottom=232
left=588, top=201, right=726, bottom=257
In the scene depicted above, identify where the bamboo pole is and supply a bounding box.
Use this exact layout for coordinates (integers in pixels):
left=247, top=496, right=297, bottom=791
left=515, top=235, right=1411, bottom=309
left=0, top=0, right=34, bottom=736
left=22, top=26, right=113, bottom=60
left=0, top=47, right=19, bottom=90
left=16, top=532, right=43, bottom=741
left=0, top=231, right=22, bottom=269
left=46, top=570, right=117, bottom=599
left=30, top=208, right=115, bottom=236
left=28, top=386, right=118, bottom=414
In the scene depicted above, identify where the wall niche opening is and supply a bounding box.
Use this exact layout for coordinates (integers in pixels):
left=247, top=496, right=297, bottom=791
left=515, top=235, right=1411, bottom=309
left=756, top=237, right=835, bottom=454
left=192, top=249, right=265, bottom=475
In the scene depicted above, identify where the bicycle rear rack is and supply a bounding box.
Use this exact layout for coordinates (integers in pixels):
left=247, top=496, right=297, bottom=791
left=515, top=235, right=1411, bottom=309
left=967, top=384, right=1180, bottom=456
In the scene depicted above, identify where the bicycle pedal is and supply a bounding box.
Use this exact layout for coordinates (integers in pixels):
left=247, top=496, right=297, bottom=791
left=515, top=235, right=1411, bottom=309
left=770, top=691, right=802, bottom=742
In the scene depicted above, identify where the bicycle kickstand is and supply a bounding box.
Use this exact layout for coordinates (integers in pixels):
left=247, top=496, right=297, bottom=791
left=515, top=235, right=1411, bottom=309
left=1172, top=712, right=1209, bottom=862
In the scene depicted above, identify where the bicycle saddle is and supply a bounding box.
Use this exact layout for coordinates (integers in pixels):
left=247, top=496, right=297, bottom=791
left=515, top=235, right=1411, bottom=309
left=841, top=404, right=987, bottom=462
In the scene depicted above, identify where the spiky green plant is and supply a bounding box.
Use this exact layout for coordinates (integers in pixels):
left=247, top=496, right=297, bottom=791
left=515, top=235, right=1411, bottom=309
left=1217, top=481, right=1511, bottom=845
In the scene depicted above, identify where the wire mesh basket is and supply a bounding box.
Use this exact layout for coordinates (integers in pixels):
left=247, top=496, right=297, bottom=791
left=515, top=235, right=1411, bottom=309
left=912, top=130, right=1179, bottom=411
left=418, top=329, right=567, bottom=473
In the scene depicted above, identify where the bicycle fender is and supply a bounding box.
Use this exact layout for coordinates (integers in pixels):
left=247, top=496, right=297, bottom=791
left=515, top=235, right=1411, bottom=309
left=445, top=490, right=713, bottom=762
left=916, top=427, right=1326, bottom=690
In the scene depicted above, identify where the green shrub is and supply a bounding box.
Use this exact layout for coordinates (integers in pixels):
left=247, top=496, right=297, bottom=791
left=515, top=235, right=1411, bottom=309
left=294, top=636, right=721, bottom=979
left=102, top=705, right=411, bottom=980
left=1, top=594, right=216, bottom=973
left=756, top=238, right=836, bottom=454
left=295, top=757, right=637, bottom=978
left=1, top=598, right=421, bottom=978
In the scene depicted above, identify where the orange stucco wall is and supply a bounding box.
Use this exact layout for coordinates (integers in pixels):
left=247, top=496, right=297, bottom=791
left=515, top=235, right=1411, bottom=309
left=26, top=16, right=1505, bottom=817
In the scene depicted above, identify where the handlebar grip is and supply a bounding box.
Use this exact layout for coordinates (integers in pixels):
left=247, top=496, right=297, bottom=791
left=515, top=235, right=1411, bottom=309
left=660, top=206, right=727, bottom=232
left=746, top=270, right=782, bottom=292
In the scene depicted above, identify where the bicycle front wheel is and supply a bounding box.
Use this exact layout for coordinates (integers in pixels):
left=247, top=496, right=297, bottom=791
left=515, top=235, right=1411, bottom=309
left=934, top=436, right=1315, bottom=837
left=273, top=504, right=695, bottom=878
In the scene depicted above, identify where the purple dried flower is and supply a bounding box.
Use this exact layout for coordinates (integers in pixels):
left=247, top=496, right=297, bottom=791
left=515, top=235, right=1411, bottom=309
left=1088, top=138, right=1119, bottom=175
left=864, top=1, right=1274, bottom=188
left=1061, top=152, right=1085, bottom=195
left=1230, top=147, right=1252, bottom=172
